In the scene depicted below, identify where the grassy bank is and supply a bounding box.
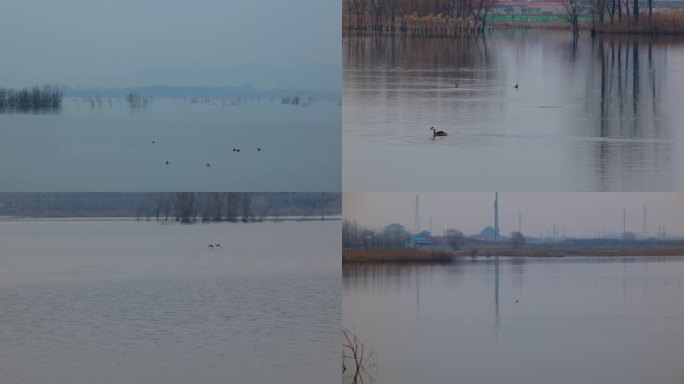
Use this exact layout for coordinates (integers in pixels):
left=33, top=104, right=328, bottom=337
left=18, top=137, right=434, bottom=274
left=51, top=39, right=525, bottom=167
left=453, top=246, right=684, bottom=257
left=343, top=249, right=455, bottom=263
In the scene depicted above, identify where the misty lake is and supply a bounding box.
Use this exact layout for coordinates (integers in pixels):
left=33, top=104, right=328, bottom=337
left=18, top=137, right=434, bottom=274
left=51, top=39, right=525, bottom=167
left=343, top=30, right=684, bottom=191
left=0, top=220, right=340, bottom=384
left=0, top=99, right=340, bottom=191
left=343, top=257, right=684, bottom=384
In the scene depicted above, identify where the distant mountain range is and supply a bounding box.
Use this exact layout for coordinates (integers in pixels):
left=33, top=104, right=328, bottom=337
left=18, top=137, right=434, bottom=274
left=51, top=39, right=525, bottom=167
left=63, top=84, right=339, bottom=101
left=60, top=63, right=341, bottom=100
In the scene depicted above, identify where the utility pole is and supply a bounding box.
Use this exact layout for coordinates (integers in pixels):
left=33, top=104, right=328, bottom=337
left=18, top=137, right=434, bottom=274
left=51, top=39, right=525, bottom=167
left=518, top=212, right=522, bottom=234
left=414, top=194, right=420, bottom=234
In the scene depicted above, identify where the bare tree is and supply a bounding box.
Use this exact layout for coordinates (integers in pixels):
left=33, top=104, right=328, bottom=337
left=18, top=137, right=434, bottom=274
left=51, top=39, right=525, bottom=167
left=241, top=193, right=252, bottom=223
left=225, top=193, right=241, bottom=222
left=564, top=0, right=584, bottom=35
left=172, top=193, right=196, bottom=224
left=445, top=228, right=465, bottom=250
left=511, top=232, right=526, bottom=249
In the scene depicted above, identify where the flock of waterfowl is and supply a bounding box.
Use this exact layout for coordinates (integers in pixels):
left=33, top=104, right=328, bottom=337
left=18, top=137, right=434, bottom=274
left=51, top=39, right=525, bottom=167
left=430, top=83, right=519, bottom=138
left=151, top=140, right=262, bottom=167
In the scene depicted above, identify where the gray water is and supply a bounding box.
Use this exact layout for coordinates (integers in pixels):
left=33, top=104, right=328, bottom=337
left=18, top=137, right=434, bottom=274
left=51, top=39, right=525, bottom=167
left=343, top=31, right=684, bottom=191
left=0, top=220, right=340, bottom=384
left=0, top=99, right=340, bottom=191
left=343, top=257, right=684, bottom=384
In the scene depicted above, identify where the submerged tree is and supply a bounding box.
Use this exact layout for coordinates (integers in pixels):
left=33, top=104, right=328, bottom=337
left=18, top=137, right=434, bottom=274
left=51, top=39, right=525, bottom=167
left=126, top=92, right=151, bottom=108
left=342, top=327, right=378, bottom=384
left=0, top=85, right=62, bottom=112
left=564, top=0, right=584, bottom=35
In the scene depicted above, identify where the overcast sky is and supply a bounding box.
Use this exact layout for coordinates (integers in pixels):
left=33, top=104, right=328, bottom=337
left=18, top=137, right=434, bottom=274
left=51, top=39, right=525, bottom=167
left=343, top=193, right=684, bottom=238
left=0, top=0, right=340, bottom=90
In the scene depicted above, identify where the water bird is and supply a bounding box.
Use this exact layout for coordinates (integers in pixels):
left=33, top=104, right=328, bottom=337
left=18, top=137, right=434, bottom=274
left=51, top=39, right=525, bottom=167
left=165, top=161, right=169, bottom=165
left=454, top=83, right=459, bottom=88
left=215, top=244, right=221, bottom=247
left=208, top=244, right=214, bottom=249
left=516, top=299, right=519, bottom=303
left=430, top=127, right=447, bottom=137
left=236, top=149, right=240, bottom=152
left=514, top=83, right=519, bottom=89
left=152, top=140, right=156, bottom=144
left=206, top=163, right=211, bottom=167
left=257, top=148, right=261, bottom=151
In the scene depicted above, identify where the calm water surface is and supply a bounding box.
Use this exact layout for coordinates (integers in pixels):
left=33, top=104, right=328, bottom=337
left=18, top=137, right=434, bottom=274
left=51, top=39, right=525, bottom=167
left=0, top=220, right=340, bottom=384
left=0, top=99, right=340, bottom=191
left=343, top=257, right=684, bottom=384
left=344, top=30, right=684, bottom=191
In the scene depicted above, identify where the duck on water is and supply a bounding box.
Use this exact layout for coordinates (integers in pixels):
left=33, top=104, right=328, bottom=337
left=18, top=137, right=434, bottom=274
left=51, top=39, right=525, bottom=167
left=430, top=127, right=447, bottom=137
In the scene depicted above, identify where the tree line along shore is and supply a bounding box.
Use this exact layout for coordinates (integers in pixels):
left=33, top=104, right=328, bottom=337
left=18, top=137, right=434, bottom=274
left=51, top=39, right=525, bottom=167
left=0, top=192, right=341, bottom=223
left=343, top=0, right=684, bottom=36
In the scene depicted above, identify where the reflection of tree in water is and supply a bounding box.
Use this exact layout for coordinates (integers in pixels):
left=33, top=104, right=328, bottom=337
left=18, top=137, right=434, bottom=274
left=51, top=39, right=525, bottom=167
left=344, top=35, right=500, bottom=135
left=345, top=35, right=495, bottom=82
left=582, top=36, right=673, bottom=190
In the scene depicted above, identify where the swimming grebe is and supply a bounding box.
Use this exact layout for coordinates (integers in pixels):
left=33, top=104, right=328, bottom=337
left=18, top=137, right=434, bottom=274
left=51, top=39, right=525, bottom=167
left=430, top=127, right=447, bottom=137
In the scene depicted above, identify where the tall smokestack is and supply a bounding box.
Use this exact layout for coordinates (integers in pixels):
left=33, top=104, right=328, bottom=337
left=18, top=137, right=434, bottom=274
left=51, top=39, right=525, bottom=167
left=643, top=205, right=647, bottom=238
left=494, top=192, right=499, bottom=242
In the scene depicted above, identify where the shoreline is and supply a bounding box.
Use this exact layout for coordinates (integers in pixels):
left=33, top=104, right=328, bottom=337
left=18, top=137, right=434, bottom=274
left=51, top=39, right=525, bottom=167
left=342, top=10, right=684, bottom=37
left=343, top=247, right=684, bottom=263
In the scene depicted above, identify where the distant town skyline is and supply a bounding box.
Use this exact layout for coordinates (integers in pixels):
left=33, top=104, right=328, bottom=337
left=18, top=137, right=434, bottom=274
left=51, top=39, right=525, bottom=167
left=343, top=193, right=684, bottom=239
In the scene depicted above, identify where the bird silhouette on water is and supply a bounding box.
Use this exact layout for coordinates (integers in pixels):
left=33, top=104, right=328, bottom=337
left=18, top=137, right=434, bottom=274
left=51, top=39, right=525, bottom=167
left=430, top=127, right=447, bottom=137
left=165, top=161, right=169, bottom=165
left=208, top=244, right=214, bottom=250
left=514, top=83, right=519, bottom=89
left=206, top=163, right=211, bottom=167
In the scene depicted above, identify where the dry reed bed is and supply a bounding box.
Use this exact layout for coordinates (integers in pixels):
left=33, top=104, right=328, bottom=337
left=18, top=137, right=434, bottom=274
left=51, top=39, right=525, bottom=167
left=344, top=10, right=684, bottom=35
left=453, top=246, right=684, bottom=257
left=343, top=249, right=455, bottom=263
left=597, top=10, right=684, bottom=34
left=343, top=14, right=483, bottom=36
